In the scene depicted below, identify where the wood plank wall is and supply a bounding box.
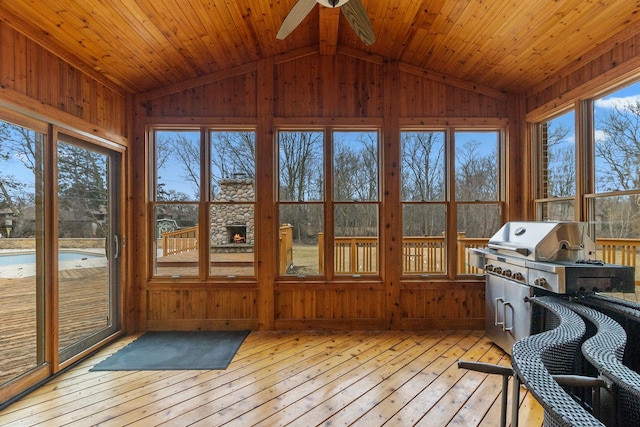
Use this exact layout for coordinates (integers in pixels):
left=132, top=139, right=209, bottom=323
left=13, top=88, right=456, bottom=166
left=137, top=50, right=510, bottom=332
left=0, top=22, right=127, bottom=139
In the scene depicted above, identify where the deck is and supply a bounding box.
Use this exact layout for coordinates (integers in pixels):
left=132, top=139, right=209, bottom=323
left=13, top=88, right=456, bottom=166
left=156, top=251, right=255, bottom=276
left=0, top=267, right=108, bottom=385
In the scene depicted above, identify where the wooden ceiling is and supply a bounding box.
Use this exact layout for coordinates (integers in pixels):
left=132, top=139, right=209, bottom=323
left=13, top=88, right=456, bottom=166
left=1, top=0, right=639, bottom=95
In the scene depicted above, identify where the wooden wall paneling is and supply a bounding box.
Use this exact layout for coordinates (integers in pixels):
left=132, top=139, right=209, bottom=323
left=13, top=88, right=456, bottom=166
left=13, top=26, right=27, bottom=93
left=147, top=72, right=258, bottom=118
left=183, top=289, right=208, bottom=319
left=321, top=55, right=338, bottom=117
left=0, top=23, right=16, bottom=89
left=274, top=286, right=386, bottom=330
left=0, top=21, right=127, bottom=138
left=399, top=283, right=485, bottom=330
left=398, top=64, right=509, bottom=119
left=275, top=290, right=292, bottom=319
left=335, top=54, right=384, bottom=118
left=135, top=50, right=524, bottom=332
left=274, top=54, right=322, bottom=117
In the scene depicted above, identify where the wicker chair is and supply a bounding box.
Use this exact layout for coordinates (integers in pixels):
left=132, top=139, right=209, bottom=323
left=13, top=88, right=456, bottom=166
left=577, top=295, right=640, bottom=425
left=553, top=298, right=626, bottom=424
left=512, top=296, right=604, bottom=426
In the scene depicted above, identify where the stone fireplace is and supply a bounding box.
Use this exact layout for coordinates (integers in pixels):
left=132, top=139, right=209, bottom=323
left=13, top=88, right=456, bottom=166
left=210, top=177, right=254, bottom=253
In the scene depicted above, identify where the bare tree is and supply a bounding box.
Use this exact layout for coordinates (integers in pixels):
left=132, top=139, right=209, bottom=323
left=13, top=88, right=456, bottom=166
left=0, top=122, right=44, bottom=237
left=401, top=131, right=445, bottom=202
left=333, top=132, right=379, bottom=236
left=57, top=142, right=107, bottom=237
left=545, top=122, right=574, bottom=197
left=155, top=133, right=201, bottom=200
left=211, top=131, right=256, bottom=195
left=279, top=131, right=323, bottom=202
left=594, top=100, right=640, bottom=237
left=401, top=132, right=446, bottom=237
left=596, top=101, right=640, bottom=192
left=455, top=139, right=497, bottom=201
left=278, top=131, right=324, bottom=243
left=455, top=139, right=501, bottom=238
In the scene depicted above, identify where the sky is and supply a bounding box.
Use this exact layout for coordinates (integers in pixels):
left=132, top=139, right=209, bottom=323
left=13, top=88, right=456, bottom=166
left=550, top=80, right=640, bottom=146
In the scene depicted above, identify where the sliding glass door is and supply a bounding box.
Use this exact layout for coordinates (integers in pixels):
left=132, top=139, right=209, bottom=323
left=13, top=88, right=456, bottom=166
left=57, top=136, right=121, bottom=364
left=0, top=120, right=45, bottom=386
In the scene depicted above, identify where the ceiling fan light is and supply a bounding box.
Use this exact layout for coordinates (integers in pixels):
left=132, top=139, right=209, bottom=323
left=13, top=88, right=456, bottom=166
left=316, top=0, right=350, bottom=8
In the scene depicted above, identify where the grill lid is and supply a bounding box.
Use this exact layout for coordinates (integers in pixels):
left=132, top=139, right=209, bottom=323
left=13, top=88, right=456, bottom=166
left=487, top=221, right=596, bottom=262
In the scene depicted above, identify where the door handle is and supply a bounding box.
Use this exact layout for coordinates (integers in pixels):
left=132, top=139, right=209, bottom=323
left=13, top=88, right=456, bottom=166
left=114, top=235, right=119, bottom=259
left=495, top=297, right=504, bottom=328
left=503, top=301, right=514, bottom=331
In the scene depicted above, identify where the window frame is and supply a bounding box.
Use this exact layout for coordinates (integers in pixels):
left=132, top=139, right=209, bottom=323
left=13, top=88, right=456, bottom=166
left=276, top=126, right=382, bottom=279
left=148, top=125, right=257, bottom=279
left=400, top=127, right=506, bottom=278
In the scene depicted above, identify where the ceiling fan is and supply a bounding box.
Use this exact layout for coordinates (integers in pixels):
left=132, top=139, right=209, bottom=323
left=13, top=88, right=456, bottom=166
left=277, top=0, right=375, bottom=46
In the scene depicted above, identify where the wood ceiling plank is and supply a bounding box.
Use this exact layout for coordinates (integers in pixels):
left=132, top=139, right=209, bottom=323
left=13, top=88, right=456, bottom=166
left=1, top=0, right=640, bottom=94
left=233, top=0, right=276, bottom=58
left=361, top=0, right=425, bottom=60
left=146, top=0, right=226, bottom=73
left=48, top=0, right=185, bottom=89
left=490, top=1, right=639, bottom=92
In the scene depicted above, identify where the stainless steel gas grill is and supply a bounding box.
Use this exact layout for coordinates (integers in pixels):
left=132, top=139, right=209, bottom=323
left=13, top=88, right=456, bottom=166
left=469, top=221, right=635, bottom=354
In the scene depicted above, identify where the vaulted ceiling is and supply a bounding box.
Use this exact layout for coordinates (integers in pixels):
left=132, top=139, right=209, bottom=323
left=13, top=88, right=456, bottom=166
left=1, top=0, right=639, bottom=95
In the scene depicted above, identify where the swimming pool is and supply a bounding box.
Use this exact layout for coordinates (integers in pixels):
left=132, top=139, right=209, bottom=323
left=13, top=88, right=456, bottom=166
left=0, top=251, right=104, bottom=266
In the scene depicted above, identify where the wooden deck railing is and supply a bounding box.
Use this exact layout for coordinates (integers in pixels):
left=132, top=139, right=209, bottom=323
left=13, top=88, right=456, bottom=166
left=319, top=233, right=490, bottom=274
left=279, top=224, right=294, bottom=274
left=162, top=224, right=198, bottom=256
left=596, top=238, right=640, bottom=270
left=318, top=234, right=640, bottom=278
left=162, top=224, right=294, bottom=274
left=162, top=224, right=640, bottom=281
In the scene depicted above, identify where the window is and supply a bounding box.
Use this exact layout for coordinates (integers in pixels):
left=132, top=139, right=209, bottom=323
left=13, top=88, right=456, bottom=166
left=278, top=130, right=324, bottom=276
left=151, top=128, right=256, bottom=277
left=401, top=131, right=446, bottom=275
left=209, top=130, right=256, bottom=276
left=401, top=129, right=504, bottom=276
left=534, top=110, right=576, bottom=220
left=534, top=80, right=640, bottom=284
left=0, top=119, right=45, bottom=386
left=455, top=131, right=503, bottom=274
left=277, top=129, right=380, bottom=277
left=333, top=130, right=379, bottom=275
left=590, top=81, right=640, bottom=241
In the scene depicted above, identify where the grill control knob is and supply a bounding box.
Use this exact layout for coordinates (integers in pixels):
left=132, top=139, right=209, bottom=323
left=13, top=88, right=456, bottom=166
left=512, top=272, right=525, bottom=282
left=534, top=277, right=549, bottom=288
left=494, top=267, right=502, bottom=274
left=485, top=264, right=494, bottom=272
left=502, top=269, right=512, bottom=277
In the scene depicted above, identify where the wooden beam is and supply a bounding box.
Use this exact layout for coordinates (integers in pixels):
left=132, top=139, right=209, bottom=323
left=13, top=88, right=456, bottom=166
left=319, top=7, right=340, bottom=55
left=256, top=57, right=276, bottom=330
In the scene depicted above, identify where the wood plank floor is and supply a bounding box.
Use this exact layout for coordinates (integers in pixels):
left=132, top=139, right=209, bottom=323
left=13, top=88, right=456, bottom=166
left=0, top=330, right=544, bottom=426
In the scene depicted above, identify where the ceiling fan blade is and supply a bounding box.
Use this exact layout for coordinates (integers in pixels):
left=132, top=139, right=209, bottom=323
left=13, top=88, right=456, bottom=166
left=340, top=0, right=375, bottom=45
left=277, top=0, right=318, bottom=40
